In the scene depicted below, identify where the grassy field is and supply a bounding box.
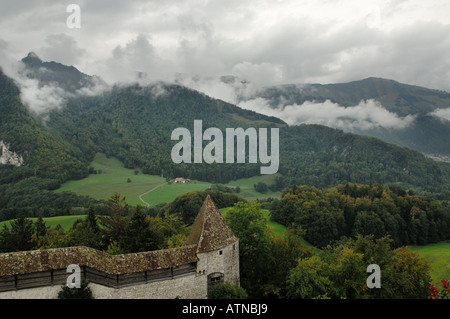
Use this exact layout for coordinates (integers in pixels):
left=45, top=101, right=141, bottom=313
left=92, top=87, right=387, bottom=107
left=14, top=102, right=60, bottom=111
left=54, top=153, right=166, bottom=206
left=140, top=181, right=211, bottom=206
left=410, top=242, right=450, bottom=286
left=224, top=174, right=282, bottom=201
left=54, top=153, right=282, bottom=206
left=0, top=215, right=87, bottom=232
left=142, top=174, right=283, bottom=206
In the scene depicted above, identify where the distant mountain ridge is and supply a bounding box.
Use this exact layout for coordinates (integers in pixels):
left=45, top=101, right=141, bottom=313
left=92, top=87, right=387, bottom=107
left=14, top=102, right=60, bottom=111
left=253, top=77, right=450, bottom=116
left=242, top=77, right=450, bottom=156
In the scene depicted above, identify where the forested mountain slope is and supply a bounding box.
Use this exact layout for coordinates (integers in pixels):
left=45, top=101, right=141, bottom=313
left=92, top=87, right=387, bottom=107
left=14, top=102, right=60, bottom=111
left=1, top=55, right=450, bottom=221
left=43, top=70, right=450, bottom=197
left=0, top=69, right=100, bottom=220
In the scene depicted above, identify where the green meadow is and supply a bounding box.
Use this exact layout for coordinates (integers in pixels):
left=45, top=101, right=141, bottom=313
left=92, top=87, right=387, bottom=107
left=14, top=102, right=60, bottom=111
left=54, top=153, right=281, bottom=206
left=54, top=153, right=166, bottom=206
left=410, top=242, right=450, bottom=287
left=224, top=174, right=282, bottom=201
left=140, top=181, right=211, bottom=206
left=0, top=215, right=87, bottom=232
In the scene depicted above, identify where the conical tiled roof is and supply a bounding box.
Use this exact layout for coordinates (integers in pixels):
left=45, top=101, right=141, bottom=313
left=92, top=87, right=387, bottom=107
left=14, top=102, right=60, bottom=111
left=184, top=195, right=238, bottom=253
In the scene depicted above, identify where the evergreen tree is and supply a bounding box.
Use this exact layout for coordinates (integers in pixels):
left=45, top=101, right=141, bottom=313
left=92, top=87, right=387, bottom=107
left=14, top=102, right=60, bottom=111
left=100, top=193, right=128, bottom=246
left=121, top=206, right=164, bottom=253
left=34, top=216, right=47, bottom=238
left=68, top=207, right=104, bottom=250
left=10, top=216, right=34, bottom=251
left=0, top=225, right=13, bottom=252
left=85, top=206, right=100, bottom=234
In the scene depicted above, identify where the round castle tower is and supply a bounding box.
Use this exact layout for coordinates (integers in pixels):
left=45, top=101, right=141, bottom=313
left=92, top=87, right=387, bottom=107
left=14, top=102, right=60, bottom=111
left=185, top=195, right=240, bottom=295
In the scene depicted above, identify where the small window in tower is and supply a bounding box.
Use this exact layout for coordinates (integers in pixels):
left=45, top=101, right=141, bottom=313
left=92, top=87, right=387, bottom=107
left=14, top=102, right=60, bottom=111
left=219, top=250, right=223, bottom=255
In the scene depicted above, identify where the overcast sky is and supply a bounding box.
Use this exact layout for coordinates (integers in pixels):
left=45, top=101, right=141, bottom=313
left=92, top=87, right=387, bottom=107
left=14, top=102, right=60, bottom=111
left=0, top=0, right=449, bottom=88
left=1, top=0, right=450, bottom=127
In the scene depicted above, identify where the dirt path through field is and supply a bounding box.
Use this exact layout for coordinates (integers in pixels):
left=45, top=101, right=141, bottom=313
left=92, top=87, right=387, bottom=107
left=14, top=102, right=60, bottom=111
left=139, top=182, right=166, bottom=207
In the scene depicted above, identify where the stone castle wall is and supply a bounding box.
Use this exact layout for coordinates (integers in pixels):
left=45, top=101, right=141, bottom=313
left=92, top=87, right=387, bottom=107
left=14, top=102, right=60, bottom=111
left=0, top=269, right=205, bottom=299
left=0, top=196, right=240, bottom=299
left=0, top=241, right=240, bottom=299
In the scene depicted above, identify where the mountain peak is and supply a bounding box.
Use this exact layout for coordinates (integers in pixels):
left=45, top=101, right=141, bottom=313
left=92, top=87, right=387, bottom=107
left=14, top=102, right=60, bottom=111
left=27, top=51, right=41, bottom=60
left=19, top=51, right=106, bottom=93
left=21, top=51, right=43, bottom=68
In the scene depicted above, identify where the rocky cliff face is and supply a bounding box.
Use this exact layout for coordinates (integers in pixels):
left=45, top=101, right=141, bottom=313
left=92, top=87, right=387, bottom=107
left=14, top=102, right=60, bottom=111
left=0, top=141, right=23, bottom=167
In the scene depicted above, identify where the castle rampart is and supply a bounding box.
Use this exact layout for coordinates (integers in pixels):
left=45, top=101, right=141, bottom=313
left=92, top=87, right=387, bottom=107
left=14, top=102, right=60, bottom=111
left=0, top=195, right=239, bottom=299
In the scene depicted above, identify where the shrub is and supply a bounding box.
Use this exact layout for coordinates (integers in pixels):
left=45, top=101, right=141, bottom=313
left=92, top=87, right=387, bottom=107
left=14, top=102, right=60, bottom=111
left=208, top=282, right=248, bottom=299
left=57, top=280, right=93, bottom=299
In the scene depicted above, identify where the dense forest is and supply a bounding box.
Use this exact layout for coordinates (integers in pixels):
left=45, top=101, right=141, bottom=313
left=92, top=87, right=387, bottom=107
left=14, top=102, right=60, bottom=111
left=269, top=183, right=450, bottom=248
left=226, top=201, right=433, bottom=299
left=47, top=82, right=283, bottom=182
left=278, top=124, right=450, bottom=196
left=0, top=190, right=438, bottom=299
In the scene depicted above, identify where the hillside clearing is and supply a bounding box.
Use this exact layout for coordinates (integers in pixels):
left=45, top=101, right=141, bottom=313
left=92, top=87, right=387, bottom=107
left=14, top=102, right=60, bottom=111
left=54, top=153, right=282, bottom=206
left=54, top=153, right=166, bottom=206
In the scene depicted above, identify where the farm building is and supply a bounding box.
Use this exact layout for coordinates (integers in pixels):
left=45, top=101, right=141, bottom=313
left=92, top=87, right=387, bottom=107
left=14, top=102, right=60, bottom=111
left=174, top=177, right=191, bottom=183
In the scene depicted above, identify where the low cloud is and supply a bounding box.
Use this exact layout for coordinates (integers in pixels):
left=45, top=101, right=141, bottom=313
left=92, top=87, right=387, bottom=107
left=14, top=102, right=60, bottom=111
left=0, top=47, right=65, bottom=115
left=19, top=77, right=70, bottom=115
left=238, top=98, right=417, bottom=131
left=430, top=107, right=450, bottom=122
left=157, top=74, right=417, bottom=132
left=172, top=74, right=258, bottom=106
left=16, top=72, right=110, bottom=117
left=0, top=59, right=107, bottom=117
